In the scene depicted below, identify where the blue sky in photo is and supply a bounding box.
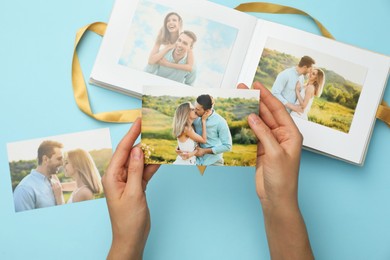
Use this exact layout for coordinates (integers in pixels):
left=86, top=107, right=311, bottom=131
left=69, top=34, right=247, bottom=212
left=119, top=0, right=238, bottom=88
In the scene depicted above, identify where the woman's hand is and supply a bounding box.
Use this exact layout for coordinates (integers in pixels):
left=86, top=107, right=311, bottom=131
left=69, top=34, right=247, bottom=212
left=245, top=82, right=303, bottom=207
left=286, top=103, right=304, bottom=114
left=50, top=175, right=64, bottom=205
left=102, top=118, right=160, bottom=260
left=158, top=58, right=169, bottom=67
left=239, top=82, right=313, bottom=260
left=201, top=110, right=212, bottom=122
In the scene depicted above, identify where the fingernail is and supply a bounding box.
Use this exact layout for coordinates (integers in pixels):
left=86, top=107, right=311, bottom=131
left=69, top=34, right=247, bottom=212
left=131, top=147, right=142, bottom=159
left=249, top=113, right=260, bottom=125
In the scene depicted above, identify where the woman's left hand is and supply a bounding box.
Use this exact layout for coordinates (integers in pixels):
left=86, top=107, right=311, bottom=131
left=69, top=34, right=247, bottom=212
left=102, top=118, right=160, bottom=260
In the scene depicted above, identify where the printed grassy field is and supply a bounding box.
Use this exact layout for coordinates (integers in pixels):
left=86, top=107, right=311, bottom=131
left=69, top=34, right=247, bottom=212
left=142, top=138, right=257, bottom=166
left=307, top=98, right=354, bottom=133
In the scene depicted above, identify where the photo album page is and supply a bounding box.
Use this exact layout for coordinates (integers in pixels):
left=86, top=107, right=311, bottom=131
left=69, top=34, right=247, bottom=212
left=238, top=20, right=389, bottom=165
left=90, top=0, right=390, bottom=165
left=90, top=0, right=258, bottom=98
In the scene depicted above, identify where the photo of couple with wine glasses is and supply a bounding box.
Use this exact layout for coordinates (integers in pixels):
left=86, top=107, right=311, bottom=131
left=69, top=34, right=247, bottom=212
left=141, top=86, right=259, bottom=167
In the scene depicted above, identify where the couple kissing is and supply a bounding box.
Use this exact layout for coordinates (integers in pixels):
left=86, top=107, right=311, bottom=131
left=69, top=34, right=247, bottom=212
left=172, top=94, right=232, bottom=166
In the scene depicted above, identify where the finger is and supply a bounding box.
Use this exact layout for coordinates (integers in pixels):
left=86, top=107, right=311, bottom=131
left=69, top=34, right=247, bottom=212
left=257, top=139, right=265, bottom=157
left=108, top=118, right=141, bottom=172
left=259, top=100, right=278, bottom=130
left=253, top=82, right=296, bottom=128
left=103, top=118, right=141, bottom=196
left=144, top=164, right=160, bottom=183
left=142, top=164, right=160, bottom=191
left=125, top=146, right=144, bottom=193
left=237, top=83, right=249, bottom=89
left=248, top=113, right=282, bottom=154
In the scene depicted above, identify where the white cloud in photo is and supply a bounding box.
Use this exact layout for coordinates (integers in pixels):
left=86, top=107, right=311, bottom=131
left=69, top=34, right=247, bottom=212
left=118, top=0, right=238, bottom=89
left=7, top=129, right=112, bottom=162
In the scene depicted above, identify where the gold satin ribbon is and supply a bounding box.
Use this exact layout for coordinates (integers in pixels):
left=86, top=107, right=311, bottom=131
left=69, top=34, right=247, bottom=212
left=72, top=22, right=141, bottom=123
left=376, top=101, right=390, bottom=127
left=234, top=2, right=335, bottom=39
left=71, top=3, right=389, bottom=175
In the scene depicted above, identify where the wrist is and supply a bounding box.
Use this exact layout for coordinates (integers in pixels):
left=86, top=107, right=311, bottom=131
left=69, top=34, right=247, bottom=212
left=108, top=237, right=144, bottom=260
left=260, top=198, right=313, bottom=260
left=260, top=196, right=299, bottom=216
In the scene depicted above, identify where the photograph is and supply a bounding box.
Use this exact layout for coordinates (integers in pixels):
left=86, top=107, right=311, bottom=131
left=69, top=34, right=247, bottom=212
left=141, top=85, right=259, bottom=167
left=252, top=37, right=367, bottom=133
left=118, top=0, right=238, bottom=89
left=7, top=128, right=112, bottom=213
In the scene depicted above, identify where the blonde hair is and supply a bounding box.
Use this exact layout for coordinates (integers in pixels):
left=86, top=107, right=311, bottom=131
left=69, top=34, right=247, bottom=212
left=157, top=12, right=183, bottom=45
left=172, top=102, right=192, bottom=137
left=66, top=149, right=103, bottom=194
left=312, top=68, right=325, bottom=97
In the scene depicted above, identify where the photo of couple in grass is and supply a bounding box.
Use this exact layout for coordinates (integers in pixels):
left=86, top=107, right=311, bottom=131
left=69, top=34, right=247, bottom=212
left=141, top=86, right=259, bottom=167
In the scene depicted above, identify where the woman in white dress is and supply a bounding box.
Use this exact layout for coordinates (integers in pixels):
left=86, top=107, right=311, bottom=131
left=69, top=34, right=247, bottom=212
left=290, top=68, right=325, bottom=120
left=60, top=149, right=103, bottom=203
left=148, top=12, right=194, bottom=72
left=172, top=102, right=210, bottom=165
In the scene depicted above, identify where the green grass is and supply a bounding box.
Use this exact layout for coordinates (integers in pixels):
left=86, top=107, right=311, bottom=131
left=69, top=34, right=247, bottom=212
left=142, top=138, right=256, bottom=166
left=308, top=98, right=354, bottom=133
left=142, top=107, right=174, bottom=140
left=141, top=106, right=257, bottom=166
left=252, top=84, right=354, bottom=133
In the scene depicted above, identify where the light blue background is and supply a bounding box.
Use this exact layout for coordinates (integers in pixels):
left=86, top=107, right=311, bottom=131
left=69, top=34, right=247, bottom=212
left=0, top=0, right=389, bottom=259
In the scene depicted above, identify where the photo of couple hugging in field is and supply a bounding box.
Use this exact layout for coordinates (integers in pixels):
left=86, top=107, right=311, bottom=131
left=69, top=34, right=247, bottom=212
left=7, top=129, right=111, bottom=212
left=271, top=55, right=325, bottom=121
left=141, top=86, right=259, bottom=167
left=254, top=38, right=366, bottom=134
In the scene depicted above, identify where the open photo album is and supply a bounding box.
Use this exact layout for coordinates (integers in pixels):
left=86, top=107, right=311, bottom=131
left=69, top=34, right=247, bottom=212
left=90, top=0, right=390, bottom=165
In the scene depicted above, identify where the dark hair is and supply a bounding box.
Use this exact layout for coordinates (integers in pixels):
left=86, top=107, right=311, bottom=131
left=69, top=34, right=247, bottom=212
left=37, top=140, right=63, bottom=165
left=196, top=94, right=214, bottom=110
left=298, top=56, right=315, bottom=68
left=181, top=30, right=197, bottom=46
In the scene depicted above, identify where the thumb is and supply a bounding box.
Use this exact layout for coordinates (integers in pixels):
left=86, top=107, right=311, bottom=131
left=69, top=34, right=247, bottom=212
left=248, top=113, right=281, bottom=154
left=126, top=146, right=145, bottom=193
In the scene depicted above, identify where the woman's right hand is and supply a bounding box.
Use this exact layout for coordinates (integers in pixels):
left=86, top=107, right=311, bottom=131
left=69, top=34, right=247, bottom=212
left=240, top=81, right=313, bottom=260
left=50, top=175, right=64, bottom=205
left=201, top=110, right=212, bottom=122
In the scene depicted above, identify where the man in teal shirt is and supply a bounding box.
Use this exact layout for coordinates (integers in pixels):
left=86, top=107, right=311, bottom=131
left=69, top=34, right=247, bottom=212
left=192, top=94, right=232, bottom=166
left=145, top=31, right=197, bottom=86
